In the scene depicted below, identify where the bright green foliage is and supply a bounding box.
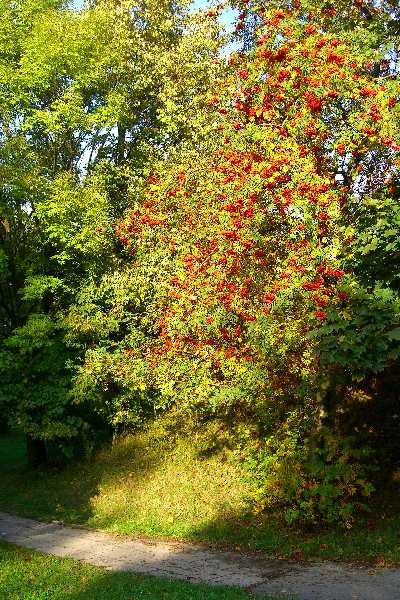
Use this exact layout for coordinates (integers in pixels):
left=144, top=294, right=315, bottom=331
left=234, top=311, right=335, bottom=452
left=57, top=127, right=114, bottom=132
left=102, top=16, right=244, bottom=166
left=66, top=268, right=160, bottom=430
left=0, top=0, right=223, bottom=446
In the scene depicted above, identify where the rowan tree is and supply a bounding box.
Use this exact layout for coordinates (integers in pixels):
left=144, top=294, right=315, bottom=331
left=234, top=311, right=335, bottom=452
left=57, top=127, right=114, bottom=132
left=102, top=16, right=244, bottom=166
left=111, top=0, right=400, bottom=524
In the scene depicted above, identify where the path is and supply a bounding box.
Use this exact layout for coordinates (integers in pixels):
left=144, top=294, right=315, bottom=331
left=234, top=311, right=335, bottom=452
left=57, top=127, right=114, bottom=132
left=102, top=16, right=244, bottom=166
left=0, top=512, right=399, bottom=600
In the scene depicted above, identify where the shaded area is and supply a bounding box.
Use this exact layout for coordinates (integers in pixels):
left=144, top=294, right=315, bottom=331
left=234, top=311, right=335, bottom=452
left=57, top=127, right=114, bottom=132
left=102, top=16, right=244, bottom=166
left=190, top=499, right=400, bottom=564
left=0, top=432, right=165, bottom=526
left=0, top=433, right=101, bottom=524
left=0, top=432, right=27, bottom=471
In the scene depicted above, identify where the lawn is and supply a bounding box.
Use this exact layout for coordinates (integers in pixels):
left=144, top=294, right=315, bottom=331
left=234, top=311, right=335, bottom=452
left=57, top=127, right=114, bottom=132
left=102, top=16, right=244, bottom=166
left=0, top=426, right=399, bottom=565
left=0, top=540, right=287, bottom=600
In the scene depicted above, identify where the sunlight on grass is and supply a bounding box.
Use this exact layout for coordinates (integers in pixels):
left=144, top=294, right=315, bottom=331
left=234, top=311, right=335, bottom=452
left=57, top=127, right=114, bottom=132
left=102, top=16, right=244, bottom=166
left=0, top=425, right=399, bottom=564
left=88, top=430, right=249, bottom=537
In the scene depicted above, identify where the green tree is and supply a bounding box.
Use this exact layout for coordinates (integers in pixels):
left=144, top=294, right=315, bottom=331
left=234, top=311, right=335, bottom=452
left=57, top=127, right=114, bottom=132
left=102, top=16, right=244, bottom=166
left=0, top=0, right=223, bottom=461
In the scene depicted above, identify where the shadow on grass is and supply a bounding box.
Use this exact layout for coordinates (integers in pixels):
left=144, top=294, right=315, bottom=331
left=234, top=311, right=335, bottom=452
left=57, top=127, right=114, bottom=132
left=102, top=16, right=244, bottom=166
left=60, top=570, right=268, bottom=600
left=0, top=540, right=283, bottom=600
left=189, top=496, right=400, bottom=564
left=0, top=432, right=165, bottom=527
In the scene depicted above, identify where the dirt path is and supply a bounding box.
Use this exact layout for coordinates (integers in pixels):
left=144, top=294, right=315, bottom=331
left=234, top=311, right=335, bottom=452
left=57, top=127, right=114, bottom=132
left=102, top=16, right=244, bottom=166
left=0, top=512, right=399, bottom=599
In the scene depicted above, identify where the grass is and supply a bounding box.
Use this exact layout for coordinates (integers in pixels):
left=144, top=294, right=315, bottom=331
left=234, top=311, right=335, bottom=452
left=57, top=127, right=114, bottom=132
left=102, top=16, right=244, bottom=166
left=0, top=423, right=399, bottom=565
left=0, top=541, right=286, bottom=600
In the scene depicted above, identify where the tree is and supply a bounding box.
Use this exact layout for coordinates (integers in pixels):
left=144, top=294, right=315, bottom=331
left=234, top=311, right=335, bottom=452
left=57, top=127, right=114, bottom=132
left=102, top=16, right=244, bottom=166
left=0, top=0, right=223, bottom=461
left=109, top=0, right=400, bottom=524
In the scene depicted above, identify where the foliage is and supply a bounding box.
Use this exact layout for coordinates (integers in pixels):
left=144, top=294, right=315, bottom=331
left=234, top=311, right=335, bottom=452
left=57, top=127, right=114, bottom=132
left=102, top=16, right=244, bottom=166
left=247, top=411, right=375, bottom=527
left=0, top=0, right=223, bottom=445
left=0, top=314, right=84, bottom=441
left=108, top=0, right=400, bottom=523
left=0, top=0, right=399, bottom=527
left=66, top=268, right=161, bottom=431
left=310, top=286, right=400, bottom=374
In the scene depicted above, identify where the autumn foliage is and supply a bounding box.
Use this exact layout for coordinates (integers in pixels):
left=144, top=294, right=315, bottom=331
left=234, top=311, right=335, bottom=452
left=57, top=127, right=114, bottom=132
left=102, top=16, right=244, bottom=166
left=113, top=1, right=400, bottom=524
left=116, top=7, right=398, bottom=372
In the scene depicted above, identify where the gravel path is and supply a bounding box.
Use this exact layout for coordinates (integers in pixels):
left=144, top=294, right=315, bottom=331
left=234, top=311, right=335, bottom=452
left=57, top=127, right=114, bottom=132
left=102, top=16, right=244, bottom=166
left=1, top=512, right=399, bottom=599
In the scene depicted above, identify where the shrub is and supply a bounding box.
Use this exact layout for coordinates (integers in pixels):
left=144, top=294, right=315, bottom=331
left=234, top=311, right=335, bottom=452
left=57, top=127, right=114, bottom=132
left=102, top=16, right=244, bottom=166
left=247, top=410, right=375, bottom=527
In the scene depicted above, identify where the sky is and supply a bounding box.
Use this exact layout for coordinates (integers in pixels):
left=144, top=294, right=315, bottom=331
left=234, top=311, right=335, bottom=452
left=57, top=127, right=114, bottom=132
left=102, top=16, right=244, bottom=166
left=192, top=0, right=237, bottom=31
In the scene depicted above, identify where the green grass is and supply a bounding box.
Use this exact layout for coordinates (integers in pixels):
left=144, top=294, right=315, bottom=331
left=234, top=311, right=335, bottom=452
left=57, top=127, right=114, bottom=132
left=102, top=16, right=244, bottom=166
left=0, top=541, right=287, bottom=600
left=0, top=426, right=399, bottom=565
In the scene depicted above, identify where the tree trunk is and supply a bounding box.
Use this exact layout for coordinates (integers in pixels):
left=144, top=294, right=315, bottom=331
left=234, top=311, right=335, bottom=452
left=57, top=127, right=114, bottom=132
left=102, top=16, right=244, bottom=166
left=116, top=124, right=126, bottom=165
left=26, top=435, right=47, bottom=468
left=0, top=414, right=8, bottom=433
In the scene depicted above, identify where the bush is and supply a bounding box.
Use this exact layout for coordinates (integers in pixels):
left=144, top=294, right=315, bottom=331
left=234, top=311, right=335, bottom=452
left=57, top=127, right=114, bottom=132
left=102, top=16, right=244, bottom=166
left=247, top=410, right=375, bottom=528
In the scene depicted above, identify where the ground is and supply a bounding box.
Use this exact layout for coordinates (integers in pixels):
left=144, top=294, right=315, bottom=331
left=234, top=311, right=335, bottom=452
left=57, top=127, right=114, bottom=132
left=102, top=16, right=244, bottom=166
left=0, top=430, right=399, bottom=564
left=0, top=539, right=275, bottom=600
